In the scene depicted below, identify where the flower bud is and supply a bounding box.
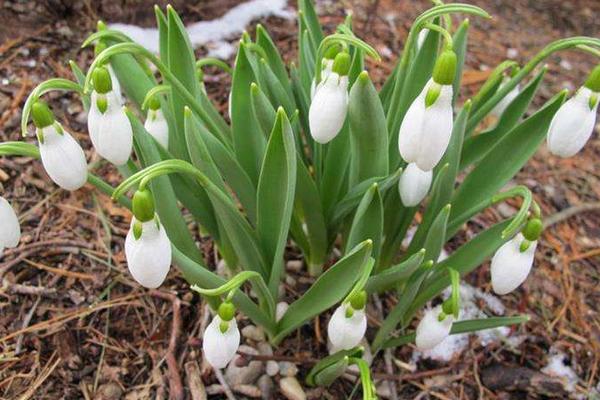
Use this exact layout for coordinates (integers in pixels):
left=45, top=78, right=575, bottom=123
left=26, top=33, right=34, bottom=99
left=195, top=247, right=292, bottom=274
left=0, top=196, right=21, bottom=255
left=327, top=302, right=367, bottom=352
left=415, top=305, right=455, bottom=350
left=547, top=86, right=598, bottom=158
left=125, top=217, right=172, bottom=288
left=88, top=90, right=133, bottom=165
left=203, top=314, right=240, bottom=369
left=398, top=162, right=432, bottom=207
left=398, top=79, right=453, bottom=171
left=132, top=188, right=155, bottom=222
left=490, top=233, right=537, bottom=295
left=144, top=108, right=169, bottom=148
left=309, top=71, right=349, bottom=144
left=432, top=49, right=457, bottom=86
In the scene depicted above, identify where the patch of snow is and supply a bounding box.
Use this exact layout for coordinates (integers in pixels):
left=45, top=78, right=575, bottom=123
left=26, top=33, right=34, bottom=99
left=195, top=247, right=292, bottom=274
left=541, top=349, right=579, bottom=393
left=109, top=0, right=294, bottom=58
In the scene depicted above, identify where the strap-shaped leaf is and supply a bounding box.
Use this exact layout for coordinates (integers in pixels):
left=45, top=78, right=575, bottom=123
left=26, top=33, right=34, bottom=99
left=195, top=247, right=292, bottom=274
left=382, top=315, right=529, bottom=348
left=424, top=204, right=451, bottom=263
left=348, top=71, right=389, bottom=186
left=231, top=43, right=267, bottom=184
left=258, top=58, right=296, bottom=118
left=250, top=83, right=277, bottom=138
left=461, top=67, right=546, bottom=169
left=154, top=6, right=169, bottom=63
left=451, top=19, right=470, bottom=104
left=272, top=240, right=373, bottom=344
left=449, top=91, right=566, bottom=234
left=345, top=184, right=383, bottom=261
left=256, top=24, right=293, bottom=99
left=298, top=0, right=324, bottom=53
left=306, top=348, right=362, bottom=387
left=127, top=111, right=203, bottom=263
left=365, top=249, right=425, bottom=294
left=320, top=122, right=351, bottom=222
left=256, top=109, right=297, bottom=293
left=378, top=187, right=416, bottom=269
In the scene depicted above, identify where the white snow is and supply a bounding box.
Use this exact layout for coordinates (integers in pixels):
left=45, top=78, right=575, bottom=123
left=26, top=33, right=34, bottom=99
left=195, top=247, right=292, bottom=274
left=541, top=349, right=579, bottom=393
left=109, top=0, right=294, bottom=59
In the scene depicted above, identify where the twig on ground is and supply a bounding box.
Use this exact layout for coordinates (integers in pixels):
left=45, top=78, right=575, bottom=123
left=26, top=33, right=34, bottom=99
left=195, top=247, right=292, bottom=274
left=15, top=296, right=41, bottom=355
left=544, top=202, right=600, bottom=227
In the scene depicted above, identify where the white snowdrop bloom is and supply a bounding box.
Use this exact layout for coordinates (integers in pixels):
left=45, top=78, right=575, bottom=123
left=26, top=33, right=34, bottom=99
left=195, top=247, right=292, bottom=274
left=203, top=315, right=240, bottom=369
left=144, top=108, right=169, bottom=148
left=124, top=217, right=172, bottom=288
left=38, top=123, right=88, bottom=191
left=0, top=196, right=20, bottom=254
left=491, top=79, right=520, bottom=119
left=490, top=233, right=537, bottom=295
left=309, top=72, right=349, bottom=144
left=547, top=86, right=599, bottom=158
left=399, top=162, right=433, bottom=207
left=415, top=305, right=455, bottom=350
left=88, top=90, right=133, bottom=166
left=310, top=58, right=334, bottom=99
left=398, top=79, right=454, bottom=171
left=327, top=303, right=367, bottom=352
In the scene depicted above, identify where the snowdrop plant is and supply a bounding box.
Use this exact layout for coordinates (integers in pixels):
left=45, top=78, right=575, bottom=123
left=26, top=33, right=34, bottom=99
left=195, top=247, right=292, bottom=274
left=2, top=1, right=600, bottom=396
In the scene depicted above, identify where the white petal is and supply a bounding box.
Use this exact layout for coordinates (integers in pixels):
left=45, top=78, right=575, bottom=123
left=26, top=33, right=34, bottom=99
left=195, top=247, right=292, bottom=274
left=415, top=84, right=454, bottom=171
left=276, top=301, right=289, bottom=322
left=398, top=83, right=428, bottom=164
left=491, top=233, right=536, bottom=295
left=547, top=87, right=598, bottom=158
left=0, top=196, right=20, bottom=248
left=417, top=28, right=429, bottom=50
left=125, top=218, right=172, bottom=288
left=327, top=304, right=367, bottom=351
left=88, top=91, right=133, bottom=165
left=309, top=73, right=349, bottom=144
left=398, top=163, right=432, bottom=207
left=39, top=125, right=88, bottom=191
left=203, top=316, right=240, bottom=369
left=144, top=109, right=169, bottom=148
left=310, top=60, right=334, bottom=100
left=415, top=305, right=454, bottom=350
left=490, top=81, right=520, bottom=119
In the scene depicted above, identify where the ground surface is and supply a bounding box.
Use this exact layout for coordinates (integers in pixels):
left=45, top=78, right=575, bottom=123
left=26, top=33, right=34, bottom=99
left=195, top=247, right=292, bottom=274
left=0, top=0, right=599, bottom=399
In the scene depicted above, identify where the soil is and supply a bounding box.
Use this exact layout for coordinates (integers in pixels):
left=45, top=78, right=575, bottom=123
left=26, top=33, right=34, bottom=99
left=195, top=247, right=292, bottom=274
left=0, top=0, right=599, bottom=399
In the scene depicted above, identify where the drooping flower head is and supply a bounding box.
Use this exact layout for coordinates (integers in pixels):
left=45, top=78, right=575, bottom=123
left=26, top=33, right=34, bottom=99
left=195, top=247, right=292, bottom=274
left=547, top=64, right=600, bottom=158
left=88, top=66, right=133, bottom=166
left=327, top=290, right=367, bottom=353
left=94, top=40, right=123, bottom=104
left=0, top=196, right=20, bottom=256
left=32, top=101, right=88, bottom=191
left=398, top=49, right=456, bottom=171
left=309, top=51, right=351, bottom=144
left=125, top=188, right=172, bottom=288
left=491, top=218, right=542, bottom=295
left=144, top=96, right=169, bottom=148
left=415, top=304, right=456, bottom=350
left=398, top=162, right=433, bottom=207
left=203, top=301, right=241, bottom=369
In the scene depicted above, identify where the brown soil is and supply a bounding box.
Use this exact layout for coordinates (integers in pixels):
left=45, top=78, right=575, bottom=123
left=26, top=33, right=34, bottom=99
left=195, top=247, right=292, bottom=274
left=0, top=1, right=598, bottom=399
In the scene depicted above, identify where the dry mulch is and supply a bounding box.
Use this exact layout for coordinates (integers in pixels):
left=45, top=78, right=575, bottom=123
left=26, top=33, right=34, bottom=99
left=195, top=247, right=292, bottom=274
left=0, top=0, right=598, bottom=399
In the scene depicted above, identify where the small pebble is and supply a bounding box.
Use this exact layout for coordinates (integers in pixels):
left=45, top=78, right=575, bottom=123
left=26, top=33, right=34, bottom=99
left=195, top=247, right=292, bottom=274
left=242, top=325, right=265, bottom=342
left=279, top=376, right=306, bottom=400
left=279, top=361, right=298, bottom=377
left=258, top=375, right=274, bottom=399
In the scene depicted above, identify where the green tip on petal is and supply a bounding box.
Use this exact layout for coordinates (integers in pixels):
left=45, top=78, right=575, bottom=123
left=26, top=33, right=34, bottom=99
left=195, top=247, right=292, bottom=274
left=132, top=188, right=155, bottom=222
left=332, top=51, right=351, bottom=76
left=519, top=239, right=531, bottom=253
left=432, top=49, right=457, bottom=85
left=584, top=64, right=600, bottom=93
left=92, top=66, right=113, bottom=94
left=218, top=301, right=236, bottom=321
left=133, top=220, right=143, bottom=240
left=522, top=218, right=543, bottom=241
left=31, top=101, right=55, bottom=129
left=425, top=82, right=442, bottom=107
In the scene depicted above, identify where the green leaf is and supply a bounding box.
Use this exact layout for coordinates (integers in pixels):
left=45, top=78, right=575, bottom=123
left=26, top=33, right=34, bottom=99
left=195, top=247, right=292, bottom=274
left=452, top=19, right=470, bottom=104
left=348, top=71, right=389, bottom=186
left=231, top=43, right=267, bottom=184
left=250, top=83, right=277, bottom=138
left=273, top=240, right=372, bottom=344
left=461, top=67, right=546, bottom=169
left=256, top=109, right=297, bottom=293
left=306, top=348, right=362, bottom=387
left=449, top=91, right=566, bottom=234
left=365, top=249, right=425, bottom=294
left=320, top=123, right=351, bottom=222
left=423, top=204, right=451, bottom=263
left=256, top=24, right=293, bottom=99
left=468, top=60, right=517, bottom=120
left=257, top=58, right=296, bottom=117
left=378, top=184, right=416, bottom=269
left=345, top=184, right=383, bottom=261
left=382, top=315, right=530, bottom=348
left=298, top=0, right=324, bottom=53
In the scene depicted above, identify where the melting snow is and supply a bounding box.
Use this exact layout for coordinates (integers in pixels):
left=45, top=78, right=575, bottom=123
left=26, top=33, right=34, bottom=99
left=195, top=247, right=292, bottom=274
left=541, top=349, right=579, bottom=393
left=109, top=0, right=294, bottom=58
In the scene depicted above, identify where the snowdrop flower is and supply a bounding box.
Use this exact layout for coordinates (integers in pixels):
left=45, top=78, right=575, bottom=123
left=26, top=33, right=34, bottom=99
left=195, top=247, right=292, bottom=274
left=415, top=305, right=455, bottom=350
left=491, top=229, right=539, bottom=295
left=124, top=189, right=172, bottom=288
left=490, top=77, right=520, bottom=119
left=309, top=51, right=351, bottom=144
left=398, top=49, right=456, bottom=171
left=399, top=162, right=432, bottom=207
left=0, top=196, right=20, bottom=255
left=547, top=66, right=599, bottom=157
left=32, top=101, right=88, bottom=191
left=203, top=302, right=240, bottom=369
left=311, top=58, right=335, bottom=99
left=88, top=66, right=133, bottom=166
left=144, top=97, right=169, bottom=148
left=327, top=291, right=367, bottom=352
